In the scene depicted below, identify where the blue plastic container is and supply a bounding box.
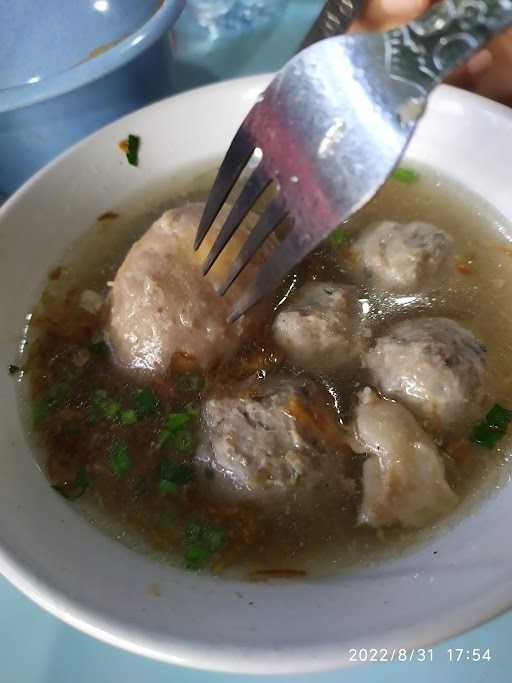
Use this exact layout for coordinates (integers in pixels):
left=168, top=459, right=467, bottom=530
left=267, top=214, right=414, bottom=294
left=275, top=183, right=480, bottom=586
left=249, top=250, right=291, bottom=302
left=0, top=0, right=185, bottom=196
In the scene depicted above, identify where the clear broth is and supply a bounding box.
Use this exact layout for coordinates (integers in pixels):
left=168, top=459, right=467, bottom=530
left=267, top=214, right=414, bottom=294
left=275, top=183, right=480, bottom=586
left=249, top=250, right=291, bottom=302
left=20, top=163, right=512, bottom=578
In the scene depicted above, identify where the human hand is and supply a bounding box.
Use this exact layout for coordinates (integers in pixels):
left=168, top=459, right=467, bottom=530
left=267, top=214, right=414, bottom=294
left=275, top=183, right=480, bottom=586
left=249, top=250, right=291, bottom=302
left=350, top=0, right=512, bottom=107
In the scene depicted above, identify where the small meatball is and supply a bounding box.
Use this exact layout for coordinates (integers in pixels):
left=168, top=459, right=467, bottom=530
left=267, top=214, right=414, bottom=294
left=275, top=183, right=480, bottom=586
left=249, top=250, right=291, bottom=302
left=353, top=221, right=454, bottom=292
left=354, top=389, right=458, bottom=528
left=108, top=203, right=270, bottom=374
left=272, top=282, right=360, bottom=373
left=366, top=317, right=487, bottom=435
left=201, top=379, right=353, bottom=502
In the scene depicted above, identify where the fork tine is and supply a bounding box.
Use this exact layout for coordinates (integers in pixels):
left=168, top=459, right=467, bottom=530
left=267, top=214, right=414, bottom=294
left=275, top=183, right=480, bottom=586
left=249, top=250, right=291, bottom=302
left=228, top=228, right=324, bottom=323
left=201, top=164, right=271, bottom=276
left=217, top=197, right=288, bottom=297
left=194, top=128, right=255, bottom=251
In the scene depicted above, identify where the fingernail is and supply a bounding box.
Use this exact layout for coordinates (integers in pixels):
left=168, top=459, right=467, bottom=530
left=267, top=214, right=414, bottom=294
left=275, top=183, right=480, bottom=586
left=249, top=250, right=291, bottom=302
left=380, top=0, right=429, bottom=18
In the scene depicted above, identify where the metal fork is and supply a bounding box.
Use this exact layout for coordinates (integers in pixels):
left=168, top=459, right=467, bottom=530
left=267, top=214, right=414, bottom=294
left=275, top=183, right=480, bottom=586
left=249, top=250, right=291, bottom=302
left=196, top=0, right=361, bottom=278
left=196, top=0, right=512, bottom=322
left=301, top=0, right=363, bottom=48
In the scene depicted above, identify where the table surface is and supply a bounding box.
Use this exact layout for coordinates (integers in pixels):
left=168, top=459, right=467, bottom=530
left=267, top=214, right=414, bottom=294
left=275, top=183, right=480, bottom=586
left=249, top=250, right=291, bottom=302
left=2, top=1, right=511, bottom=680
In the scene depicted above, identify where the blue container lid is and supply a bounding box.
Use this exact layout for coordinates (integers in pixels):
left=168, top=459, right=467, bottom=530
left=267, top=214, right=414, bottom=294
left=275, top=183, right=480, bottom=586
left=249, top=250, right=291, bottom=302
left=0, top=0, right=185, bottom=113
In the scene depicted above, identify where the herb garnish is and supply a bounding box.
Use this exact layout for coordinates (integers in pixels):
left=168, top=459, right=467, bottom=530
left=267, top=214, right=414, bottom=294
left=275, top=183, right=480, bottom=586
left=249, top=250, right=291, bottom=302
left=126, top=134, right=140, bottom=167
left=120, top=409, right=138, bottom=425
left=392, top=166, right=419, bottom=184
left=329, top=227, right=347, bottom=248
left=175, top=373, right=204, bottom=394
left=94, top=389, right=121, bottom=420
left=471, top=403, right=512, bottom=449
left=34, top=381, right=71, bottom=427
left=109, top=441, right=131, bottom=477
left=183, top=522, right=225, bottom=570
left=158, top=412, right=197, bottom=452
left=159, top=460, right=194, bottom=491
left=88, top=340, right=109, bottom=355
left=134, top=387, right=160, bottom=418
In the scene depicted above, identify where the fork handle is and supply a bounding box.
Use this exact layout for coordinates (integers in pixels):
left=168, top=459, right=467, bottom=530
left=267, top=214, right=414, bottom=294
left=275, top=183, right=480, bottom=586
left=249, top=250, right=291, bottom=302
left=300, top=0, right=364, bottom=49
left=390, top=0, right=512, bottom=93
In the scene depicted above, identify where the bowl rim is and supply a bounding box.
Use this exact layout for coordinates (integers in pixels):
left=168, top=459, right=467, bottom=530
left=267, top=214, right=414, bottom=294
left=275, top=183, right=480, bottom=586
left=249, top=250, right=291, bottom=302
left=0, top=0, right=185, bottom=114
left=2, top=75, right=512, bottom=674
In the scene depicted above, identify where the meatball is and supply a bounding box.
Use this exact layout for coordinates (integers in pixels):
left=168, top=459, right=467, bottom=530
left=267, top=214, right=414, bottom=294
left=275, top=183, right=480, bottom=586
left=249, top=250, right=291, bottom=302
left=272, top=282, right=360, bottom=373
left=353, top=220, right=454, bottom=292
left=201, top=379, right=353, bottom=503
left=107, top=203, right=270, bottom=374
left=366, top=317, right=487, bottom=435
left=353, top=389, right=458, bottom=528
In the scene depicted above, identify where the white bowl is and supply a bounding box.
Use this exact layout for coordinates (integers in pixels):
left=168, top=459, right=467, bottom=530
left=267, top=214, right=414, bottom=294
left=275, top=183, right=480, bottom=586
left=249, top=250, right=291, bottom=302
left=1, top=76, right=512, bottom=674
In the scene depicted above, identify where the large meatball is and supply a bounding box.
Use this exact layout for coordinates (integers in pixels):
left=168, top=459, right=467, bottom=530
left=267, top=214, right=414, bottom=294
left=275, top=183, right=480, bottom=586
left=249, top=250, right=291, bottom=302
left=353, top=388, right=458, bottom=528
left=272, top=282, right=361, bottom=373
left=201, top=379, right=353, bottom=503
left=366, top=317, right=487, bottom=435
left=107, top=203, right=269, bottom=374
left=353, top=220, right=454, bottom=292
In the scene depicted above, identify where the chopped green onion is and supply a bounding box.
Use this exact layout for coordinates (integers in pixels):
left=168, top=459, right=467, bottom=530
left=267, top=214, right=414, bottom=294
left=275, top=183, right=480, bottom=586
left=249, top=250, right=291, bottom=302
left=166, top=412, right=191, bottom=432
left=183, top=522, right=225, bottom=570
left=157, top=429, right=172, bottom=449
left=185, top=522, right=203, bottom=544
left=185, top=523, right=225, bottom=551
left=160, top=460, right=194, bottom=486
left=204, top=528, right=225, bottom=552
left=158, top=413, right=196, bottom=452
left=109, top=441, right=131, bottom=477
left=53, top=467, right=89, bottom=500
left=184, top=545, right=211, bottom=570
left=94, top=390, right=121, bottom=419
left=486, top=404, right=512, bottom=430
left=329, top=227, right=347, bottom=248
left=104, top=401, right=121, bottom=418
left=88, top=340, right=109, bottom=355
left=134, top=387, right=160, bottom=418
left=392, top=166, right=419, bottom=184
left=173, top=430, right=196, bottom=453
left=158, top=427, right=197, bottom=454
left=33, top=381, right=70, bottom=427
left=159, top=480, right=178, bottom=494
left=120, top=409, right=138, bottom=425
left=8, top=364, right=21, bottom=375
left=126, top=134, right=140, bottom=167
left=471, top=403, right=512, bottom=449
left=175, top=373, right=204, bottom=394
left=49, top=381, right=71, bottom=402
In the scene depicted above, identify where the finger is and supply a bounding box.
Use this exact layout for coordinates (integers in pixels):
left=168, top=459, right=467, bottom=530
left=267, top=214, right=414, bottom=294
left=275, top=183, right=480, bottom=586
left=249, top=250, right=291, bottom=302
left=471, top=29, right=512, bottom=103
left=446, top=50, right=494, bottom=89
left=446, top=28, right=512, bottom=106
left=351, top=0, right=432, bottom=32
